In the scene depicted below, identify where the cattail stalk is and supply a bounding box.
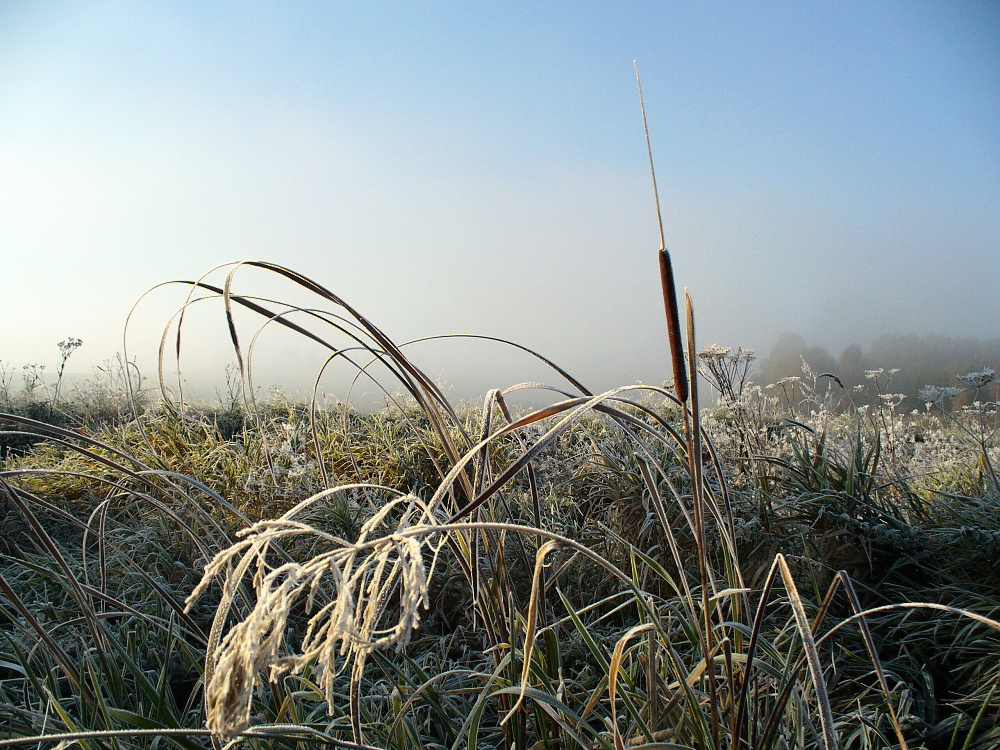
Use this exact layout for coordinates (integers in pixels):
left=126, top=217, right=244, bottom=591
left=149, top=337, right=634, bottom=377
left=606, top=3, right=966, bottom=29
left=659, top=249, right=689, bottom=403
left=686, top=290, right=720, bottom=747
left=637, top=61, right=689, bottom=404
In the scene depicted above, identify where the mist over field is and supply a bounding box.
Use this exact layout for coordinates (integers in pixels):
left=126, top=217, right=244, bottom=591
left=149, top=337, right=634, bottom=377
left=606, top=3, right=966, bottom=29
left=2, top=2, right=998, bottom=401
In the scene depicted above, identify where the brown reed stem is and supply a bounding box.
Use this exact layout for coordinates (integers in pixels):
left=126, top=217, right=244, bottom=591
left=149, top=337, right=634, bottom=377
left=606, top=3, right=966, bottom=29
left=685, top=290, right=720, bottom=747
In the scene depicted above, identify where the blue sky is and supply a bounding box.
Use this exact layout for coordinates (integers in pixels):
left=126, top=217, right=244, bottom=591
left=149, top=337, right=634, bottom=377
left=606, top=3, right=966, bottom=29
left=2, top=1, right=998, bottom=397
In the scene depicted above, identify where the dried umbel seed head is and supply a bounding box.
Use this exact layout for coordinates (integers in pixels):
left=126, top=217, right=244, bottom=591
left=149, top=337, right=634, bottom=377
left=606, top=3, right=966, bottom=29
left=698, top=344, right=732, bottom=362
left=957, top=368, right=997, bottom=388
left=918, top=385, right=963, bottom=404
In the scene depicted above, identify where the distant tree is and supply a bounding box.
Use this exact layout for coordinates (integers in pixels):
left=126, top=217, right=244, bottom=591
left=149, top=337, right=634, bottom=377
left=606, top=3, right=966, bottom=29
left=760, top=333, right=837, bottom=384
left=761, top=333, right=836, bottom=385
left=761, top=333, right=805, bottom=385
left=836, top=343, right=870, bottom=390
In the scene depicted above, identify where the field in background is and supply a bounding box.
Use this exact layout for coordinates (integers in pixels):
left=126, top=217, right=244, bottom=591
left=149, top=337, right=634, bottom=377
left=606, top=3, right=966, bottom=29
left=2, top=261, right=998, bottom=750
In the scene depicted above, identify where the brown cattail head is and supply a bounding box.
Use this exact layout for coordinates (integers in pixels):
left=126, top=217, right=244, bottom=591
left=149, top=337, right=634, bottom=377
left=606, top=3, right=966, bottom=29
left=659, top=248, right=689, bottom=403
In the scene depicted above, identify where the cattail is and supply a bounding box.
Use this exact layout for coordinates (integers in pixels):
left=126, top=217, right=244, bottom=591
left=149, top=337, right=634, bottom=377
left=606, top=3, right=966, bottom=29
left=637, top=63, right=688, bottom=404
left=659, top=249, right=689, bottom=403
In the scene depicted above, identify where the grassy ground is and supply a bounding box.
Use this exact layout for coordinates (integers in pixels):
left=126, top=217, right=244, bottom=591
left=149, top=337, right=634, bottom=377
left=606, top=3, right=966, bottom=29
left=2, top=260, right=998, bottom=750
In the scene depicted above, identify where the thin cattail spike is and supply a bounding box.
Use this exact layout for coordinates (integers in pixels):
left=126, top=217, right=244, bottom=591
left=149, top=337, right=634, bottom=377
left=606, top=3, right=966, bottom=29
left=635, top=61, right=666, bottom=252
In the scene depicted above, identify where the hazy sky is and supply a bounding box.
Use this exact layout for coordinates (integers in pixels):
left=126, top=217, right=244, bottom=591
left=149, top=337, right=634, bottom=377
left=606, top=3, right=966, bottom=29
left=2, top=1, right=998, bottom=399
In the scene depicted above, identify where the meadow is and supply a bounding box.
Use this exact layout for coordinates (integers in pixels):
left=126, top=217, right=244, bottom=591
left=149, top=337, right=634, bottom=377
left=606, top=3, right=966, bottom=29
left=1, top=259, right=999, bottom=750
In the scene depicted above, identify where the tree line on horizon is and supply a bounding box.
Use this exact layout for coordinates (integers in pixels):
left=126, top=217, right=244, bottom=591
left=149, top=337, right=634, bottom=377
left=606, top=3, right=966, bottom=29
left=758, top=332, right=1000, bottom=406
